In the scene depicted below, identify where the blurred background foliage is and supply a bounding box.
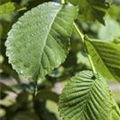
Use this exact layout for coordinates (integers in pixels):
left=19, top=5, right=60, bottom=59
left=0, top=0, right=120, bottom=120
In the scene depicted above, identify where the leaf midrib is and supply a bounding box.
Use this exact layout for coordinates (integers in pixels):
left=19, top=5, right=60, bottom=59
left=35, top=5, right=63, bottom=79
left=80, top=79, right=97, bottom=118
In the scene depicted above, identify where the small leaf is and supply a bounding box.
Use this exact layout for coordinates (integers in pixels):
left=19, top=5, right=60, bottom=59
left=58, top=71, right=113, bottom=120
left=5, top=2, right=78, bottom=81
left=85, top=39, right=120, bottom=83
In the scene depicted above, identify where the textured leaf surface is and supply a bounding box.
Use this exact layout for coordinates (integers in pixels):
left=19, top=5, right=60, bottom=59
left=58, top=71, right=112, bottom=120
left=65, top=0, right=110, bottom=24
left=85, top=39, right=120, bottom=83
left=5, top=2, right=77, bottom=80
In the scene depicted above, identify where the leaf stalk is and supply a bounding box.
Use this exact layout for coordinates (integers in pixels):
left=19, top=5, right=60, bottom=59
left=60, top=0, right=97, bottom=75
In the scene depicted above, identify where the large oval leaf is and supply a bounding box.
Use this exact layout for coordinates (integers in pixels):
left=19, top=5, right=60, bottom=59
left=85, top=39, right=120, bottom=83
left=58, top=71, right=113, bottom=120
left=5, top=2, right=78, bottom=80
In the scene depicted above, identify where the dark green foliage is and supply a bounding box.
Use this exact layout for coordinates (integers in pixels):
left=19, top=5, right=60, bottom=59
left=0, top=0, right=120, bottom=120
left=65, top=0, right=111, bottom=24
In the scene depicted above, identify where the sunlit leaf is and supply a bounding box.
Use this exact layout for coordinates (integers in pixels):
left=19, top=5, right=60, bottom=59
left=85, top=39, right=120, bottom=83
left=58, top=71, right=113, bottom=120
left=5, top=2, right=78, bottom=81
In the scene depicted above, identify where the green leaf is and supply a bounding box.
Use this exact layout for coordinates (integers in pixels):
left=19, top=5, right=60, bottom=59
left=16, top=90, right=29, bottom=103
left=0, top=2, right=15, bottom=14
left=85, top=39, right=120, bottom=83
left=65, top=0, right=110, bottom=24
left=58, top=71, right=113, bottom=120
left=5, top=2, right=78, bottom=80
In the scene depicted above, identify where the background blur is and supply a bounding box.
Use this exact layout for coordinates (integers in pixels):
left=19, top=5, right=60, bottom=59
left=0, top=0, right=120, bottom=120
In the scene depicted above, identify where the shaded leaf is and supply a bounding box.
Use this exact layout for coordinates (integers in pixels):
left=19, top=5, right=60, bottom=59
left=35, top=90, right=59, bottom=103
left=65, top=0, right=110, bottom=24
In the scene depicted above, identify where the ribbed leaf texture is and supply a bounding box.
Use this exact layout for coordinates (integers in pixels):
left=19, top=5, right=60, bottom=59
left=85, top=39, right=120, bottom=83
left=5, top=2, right=78, bottom=80
left=58, top=71, right=114, bottom=120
